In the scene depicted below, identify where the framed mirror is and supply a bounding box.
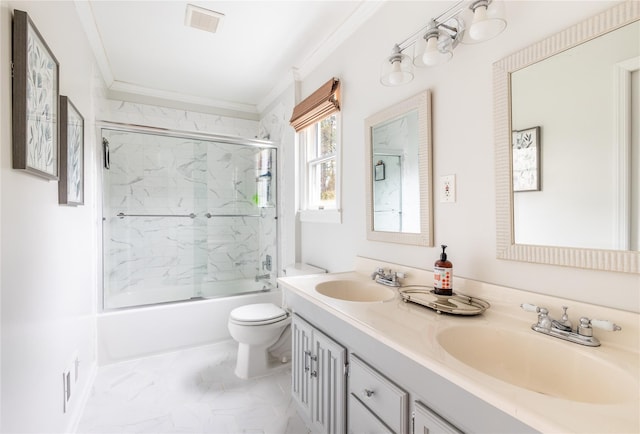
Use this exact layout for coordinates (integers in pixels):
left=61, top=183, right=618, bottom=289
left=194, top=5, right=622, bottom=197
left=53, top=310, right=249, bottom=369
left=365, top=90, right=433, bottom=246
left=494, top=1, right=639, bottom=273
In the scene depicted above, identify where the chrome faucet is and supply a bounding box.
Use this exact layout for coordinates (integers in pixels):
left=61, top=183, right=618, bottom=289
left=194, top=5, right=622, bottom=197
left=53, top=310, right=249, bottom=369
left=255, top=273, right=271, bottom=282
left=521, top=303, right=621, bottom=347
left=371, top=267, right=406, bottom=287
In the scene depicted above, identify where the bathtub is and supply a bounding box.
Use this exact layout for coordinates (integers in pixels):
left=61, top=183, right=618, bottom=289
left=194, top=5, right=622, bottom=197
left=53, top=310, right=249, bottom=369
left=104, top=278, right=274, bottom=309
left=97, top=289, right=281, bottom=364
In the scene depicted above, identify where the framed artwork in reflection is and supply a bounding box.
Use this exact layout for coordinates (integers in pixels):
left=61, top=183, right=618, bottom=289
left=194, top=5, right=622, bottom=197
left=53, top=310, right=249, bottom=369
left=512, top=126, right=541, bottom=192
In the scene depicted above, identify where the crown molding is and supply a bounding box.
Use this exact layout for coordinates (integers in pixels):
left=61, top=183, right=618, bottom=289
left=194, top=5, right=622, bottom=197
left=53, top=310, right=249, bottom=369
left=257, top=1, right=386, bottom=112
left=75, top=0, right=114, bottom=86
left=109, top=81, right=258, bottom=115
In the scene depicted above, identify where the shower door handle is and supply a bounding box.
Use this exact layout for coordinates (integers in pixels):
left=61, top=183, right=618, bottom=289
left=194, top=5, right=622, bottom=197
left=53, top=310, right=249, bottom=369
left=116, top=212, right=196, bottom=219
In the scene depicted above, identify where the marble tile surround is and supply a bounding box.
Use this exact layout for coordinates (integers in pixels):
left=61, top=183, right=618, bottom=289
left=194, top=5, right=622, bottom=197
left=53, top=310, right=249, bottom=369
left=102, top=127, right=277, bottom=308
left=77, top=340, right=309, bottom=434
left=99, top=100, right=259, bottom=139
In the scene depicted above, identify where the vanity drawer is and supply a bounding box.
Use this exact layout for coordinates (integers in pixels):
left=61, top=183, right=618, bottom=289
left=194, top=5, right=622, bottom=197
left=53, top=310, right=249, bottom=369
left=348, top=393, right=393, bottom=434
left=413, top=400, right=462, bottom=434
left=349, top=354, right=408, bottom=433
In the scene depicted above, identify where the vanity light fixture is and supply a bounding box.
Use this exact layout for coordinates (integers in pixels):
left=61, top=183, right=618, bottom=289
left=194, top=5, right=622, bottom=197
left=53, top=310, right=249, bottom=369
left=413, top=19, right=457, bottom=67
left=463, top=0, right=507, bottom=43
left=380, top=44, right=414, bottom=86
left=380, top=0, right=507, bottom=86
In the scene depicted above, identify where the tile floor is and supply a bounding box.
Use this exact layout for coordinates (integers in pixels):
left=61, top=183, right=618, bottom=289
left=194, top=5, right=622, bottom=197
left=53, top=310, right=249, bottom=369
left=77, top=340, right=310, bottom=434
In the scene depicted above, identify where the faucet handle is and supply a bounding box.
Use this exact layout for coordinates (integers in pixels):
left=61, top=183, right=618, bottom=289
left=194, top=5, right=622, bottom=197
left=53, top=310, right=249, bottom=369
left=521, top=303, right=547, bottom=315
left=521, top=303, right=551, bottom=329
left=589, top=318, right=621, bottom=332
left=578, top=317, right=621, bottom=337
left=554, top=306, right=573, bottom=331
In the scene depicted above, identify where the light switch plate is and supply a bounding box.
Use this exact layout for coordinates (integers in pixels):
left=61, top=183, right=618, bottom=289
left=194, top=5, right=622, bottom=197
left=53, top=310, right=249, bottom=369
left=440, top=175, right=456, bottom=203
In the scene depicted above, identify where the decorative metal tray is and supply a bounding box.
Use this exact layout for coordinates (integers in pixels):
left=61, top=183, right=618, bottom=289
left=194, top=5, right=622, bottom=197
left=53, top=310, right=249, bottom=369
left=399, top=285, right=490, bottom=316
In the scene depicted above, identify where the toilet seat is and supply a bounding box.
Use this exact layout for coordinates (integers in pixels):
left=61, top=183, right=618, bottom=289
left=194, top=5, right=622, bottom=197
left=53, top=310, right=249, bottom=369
left=229, top=303, right=288, bottom=326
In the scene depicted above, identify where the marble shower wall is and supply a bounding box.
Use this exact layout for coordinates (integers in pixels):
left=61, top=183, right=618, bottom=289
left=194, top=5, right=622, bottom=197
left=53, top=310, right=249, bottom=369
left=102, top=128, right=277, bottom=308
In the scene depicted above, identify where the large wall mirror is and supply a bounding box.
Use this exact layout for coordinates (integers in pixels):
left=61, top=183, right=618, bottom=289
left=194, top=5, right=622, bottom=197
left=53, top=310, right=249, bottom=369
left=494, top=1, right=639, bottom=273
left=365, top=90, right=433, bottom=246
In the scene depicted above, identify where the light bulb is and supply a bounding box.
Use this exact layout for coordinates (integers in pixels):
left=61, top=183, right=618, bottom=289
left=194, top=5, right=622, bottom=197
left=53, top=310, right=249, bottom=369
left=421, top=36, right=452, bottom=66
left=469, top=4, right=506, bottom=41
left=387, top=60, right=404, bottom=85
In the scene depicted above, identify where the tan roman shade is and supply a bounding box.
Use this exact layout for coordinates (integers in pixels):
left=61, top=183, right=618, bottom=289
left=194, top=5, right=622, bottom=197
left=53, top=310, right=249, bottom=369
left=289, top=78, right=340, bottom=132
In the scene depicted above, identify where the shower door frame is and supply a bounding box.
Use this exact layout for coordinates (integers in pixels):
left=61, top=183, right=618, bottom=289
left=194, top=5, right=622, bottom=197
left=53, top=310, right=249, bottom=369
left=97, top=121, right=278, bottom=311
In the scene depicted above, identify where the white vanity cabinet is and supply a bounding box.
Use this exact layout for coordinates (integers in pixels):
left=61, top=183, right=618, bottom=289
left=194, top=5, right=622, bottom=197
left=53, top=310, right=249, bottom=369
left=348, top=354, right=409, bottom=434
left=284, top=289, right=537, bottom=434
left=292, top=314, right=347, bottom=434
left=412, top=400, right=462, bottom=434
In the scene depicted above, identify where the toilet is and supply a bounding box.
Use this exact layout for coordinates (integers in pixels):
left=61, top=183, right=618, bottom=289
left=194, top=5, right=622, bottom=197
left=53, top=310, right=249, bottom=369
left=228, top=303, right=291, bottom=379
left=228, top=263, right=326, bottom=379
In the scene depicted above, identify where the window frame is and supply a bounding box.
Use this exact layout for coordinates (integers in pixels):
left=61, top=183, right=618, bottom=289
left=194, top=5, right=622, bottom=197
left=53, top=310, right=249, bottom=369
left=298, top=113, right=342, bottom=224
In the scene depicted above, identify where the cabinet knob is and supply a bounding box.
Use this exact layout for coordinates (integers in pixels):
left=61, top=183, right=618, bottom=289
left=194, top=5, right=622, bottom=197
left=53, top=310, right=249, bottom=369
left=311, top=371, right=318, bottom=378
left=364, top=389, right=375, bottom=398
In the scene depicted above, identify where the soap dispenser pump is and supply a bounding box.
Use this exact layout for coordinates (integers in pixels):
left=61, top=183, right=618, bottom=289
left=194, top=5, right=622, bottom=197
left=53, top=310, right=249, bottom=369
left=434, top=245, right=453, bottom=296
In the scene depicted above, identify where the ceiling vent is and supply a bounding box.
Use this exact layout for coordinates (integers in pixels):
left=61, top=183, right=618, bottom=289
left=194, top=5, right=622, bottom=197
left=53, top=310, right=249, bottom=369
left=184, top=4, right=225, bottom=34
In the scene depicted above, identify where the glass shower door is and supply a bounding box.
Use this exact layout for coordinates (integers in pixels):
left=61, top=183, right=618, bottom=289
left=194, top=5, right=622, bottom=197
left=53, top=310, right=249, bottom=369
left=101, top=128, right=277, bottom=309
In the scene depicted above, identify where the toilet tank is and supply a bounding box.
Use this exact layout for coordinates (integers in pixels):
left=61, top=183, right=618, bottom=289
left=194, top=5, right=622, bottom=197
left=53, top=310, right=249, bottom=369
left=283, top=263, right=327, bottom=276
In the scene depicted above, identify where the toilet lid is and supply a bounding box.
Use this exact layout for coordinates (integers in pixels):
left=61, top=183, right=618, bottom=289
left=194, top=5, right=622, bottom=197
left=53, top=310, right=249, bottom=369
left=229, top=303, right=287, bottom=324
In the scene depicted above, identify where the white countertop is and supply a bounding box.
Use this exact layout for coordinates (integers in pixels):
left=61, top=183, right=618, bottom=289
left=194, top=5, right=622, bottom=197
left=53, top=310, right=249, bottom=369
left=278, top=257, right=640, bottom=434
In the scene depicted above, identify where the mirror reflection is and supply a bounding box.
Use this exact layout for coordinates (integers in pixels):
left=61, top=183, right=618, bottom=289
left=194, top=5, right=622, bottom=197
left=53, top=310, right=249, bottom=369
left=365, top=90, right=433, bottom=247
left=371, top=109, right=420, bottom=233
left=510, top=21, right=640, bottom=252
left=494, top=1, right=639, bottom=273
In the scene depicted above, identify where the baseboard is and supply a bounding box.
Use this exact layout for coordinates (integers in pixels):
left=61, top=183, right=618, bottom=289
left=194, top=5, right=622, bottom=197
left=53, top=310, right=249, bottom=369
left=66, top=360, right=98, bottom=433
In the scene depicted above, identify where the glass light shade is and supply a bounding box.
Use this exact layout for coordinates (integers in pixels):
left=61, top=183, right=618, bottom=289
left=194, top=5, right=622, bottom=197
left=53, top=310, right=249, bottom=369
left=423, top=36, right=453, bottom=66
left=380, top=52, right=414, bottom=86
left=414, top=33, right=453, bottom=67
left=462, top=0, right=507, bottom=44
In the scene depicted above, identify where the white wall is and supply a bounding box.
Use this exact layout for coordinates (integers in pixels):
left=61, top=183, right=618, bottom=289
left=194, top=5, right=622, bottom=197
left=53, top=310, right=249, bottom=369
left=290, top=1, right=640, bottom=312
left=1, top=2, right=101, bottom=432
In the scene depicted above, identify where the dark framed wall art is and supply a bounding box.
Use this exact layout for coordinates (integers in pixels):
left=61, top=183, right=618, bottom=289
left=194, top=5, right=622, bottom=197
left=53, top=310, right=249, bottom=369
left=12, top=9, right=60, bottom=180
left=512, top=126, right=541, bottom=192
left=58, top=96, right=84, bottom=206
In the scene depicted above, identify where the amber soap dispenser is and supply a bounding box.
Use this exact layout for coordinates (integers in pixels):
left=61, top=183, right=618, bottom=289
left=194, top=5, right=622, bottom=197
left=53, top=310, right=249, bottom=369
left=434, top=245, right=453, bottom=296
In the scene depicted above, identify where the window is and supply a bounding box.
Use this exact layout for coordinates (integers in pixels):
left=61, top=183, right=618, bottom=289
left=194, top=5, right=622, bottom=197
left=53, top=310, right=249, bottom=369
left=301, top=114, right=340, bottom=214
left=290, top=78, right=341, bottom=223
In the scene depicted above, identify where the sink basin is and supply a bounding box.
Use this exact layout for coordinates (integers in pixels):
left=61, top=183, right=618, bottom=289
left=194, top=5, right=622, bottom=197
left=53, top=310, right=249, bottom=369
left=437, top=326, right=638, bottom=404
left=315, top=280, right=396, bottom=302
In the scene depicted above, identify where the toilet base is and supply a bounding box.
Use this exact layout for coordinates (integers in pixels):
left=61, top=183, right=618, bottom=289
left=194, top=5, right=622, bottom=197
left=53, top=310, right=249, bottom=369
left=234, top=342, right=288, bottom=379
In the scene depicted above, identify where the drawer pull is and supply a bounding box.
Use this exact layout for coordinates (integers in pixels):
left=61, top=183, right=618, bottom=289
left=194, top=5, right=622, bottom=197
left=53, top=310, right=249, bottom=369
left=304, top=350, right=311, bottom=372
left=364, top=389, right=375, bottom=398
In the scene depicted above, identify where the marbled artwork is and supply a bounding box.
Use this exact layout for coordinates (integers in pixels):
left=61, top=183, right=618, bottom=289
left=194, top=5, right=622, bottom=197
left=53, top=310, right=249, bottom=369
left=12, top=10, right=59, bottom=180
left=59, top=96, right=84, bottom=205
left=102, top=129, right=277, bottom=308
left=26, top=25, right=58, bottom=175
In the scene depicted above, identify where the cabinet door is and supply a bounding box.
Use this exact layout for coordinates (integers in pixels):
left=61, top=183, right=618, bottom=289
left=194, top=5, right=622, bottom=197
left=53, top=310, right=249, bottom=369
left=413, top=401, right=463, bottom=434
left=292, top=315, right=314, bottom=420
left=312, top=327, right=347, bottom=434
